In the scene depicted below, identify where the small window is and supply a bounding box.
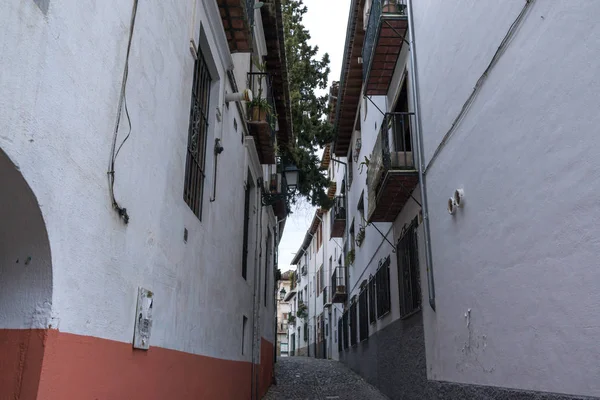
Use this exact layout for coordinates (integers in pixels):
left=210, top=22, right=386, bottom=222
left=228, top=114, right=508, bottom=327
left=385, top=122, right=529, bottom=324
left=359, top=289, right=369, bottom=341
left=368, top=277, right=376, bottom=324
left=342, top=312, right=349, bottom=350
left=376, top=256, right=392, bottom=318
left=184, top=49, right=212, bottom=219
left=242, top=316, right=248, bottom=354
left=348, top=151, right=354, bottom=187
left=398, top=217, right=421, bottom=318
left=349, top=302, right=357, bottom=346
left=241, top=171, right=253, bottom=280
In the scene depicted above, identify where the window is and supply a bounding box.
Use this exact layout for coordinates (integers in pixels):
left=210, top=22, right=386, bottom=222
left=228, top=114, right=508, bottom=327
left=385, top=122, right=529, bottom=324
left=349, top=219, right=356, bottom=254
left=184, top=48, right=212, bottom=219
left=376, top=256, right=391, bottom=318
left=264, top=230, right=272, bottom=307
left=368, top=277, right=376, bottom=324
left=242, top=316, right=248, bottom=354
left=398, top=217, right=421, bottom=318
left=348, top=150, right=354, bottom=187
left=359, top=289, right=369, bottom=341
left=342, top=312, right=349, bottom=350
left=337, top=318, right=343, bottom=352
left=303, top=323, right=308, bottom=342
left=241, top=171, right=253, bottom=280
left=349, top=302, right=357, bottom=346
left=358, top=191, right=365, bottom=222
left=316, top=225, right=322, bottom=251
left=316, top=265, right=321, bottom=294
left=283, top=313, right=288, bottom=320
left=320, top=265, right=324, bottom=293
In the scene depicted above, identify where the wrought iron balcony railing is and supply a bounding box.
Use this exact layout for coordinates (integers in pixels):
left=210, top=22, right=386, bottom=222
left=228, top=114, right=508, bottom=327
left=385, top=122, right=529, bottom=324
left=331, top=266, right=347, bottom=303
left=363, top=0, right=408, bottom=95
left=247, top=72, right=277, bottom=164
left=367, top=112, right=417, bottom=221
left=330, top=195, right=347, bottom=237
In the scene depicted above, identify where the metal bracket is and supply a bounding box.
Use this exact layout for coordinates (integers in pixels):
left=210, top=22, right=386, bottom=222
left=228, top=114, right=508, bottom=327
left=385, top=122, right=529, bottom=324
left=383, top=19, right=410, bottom=46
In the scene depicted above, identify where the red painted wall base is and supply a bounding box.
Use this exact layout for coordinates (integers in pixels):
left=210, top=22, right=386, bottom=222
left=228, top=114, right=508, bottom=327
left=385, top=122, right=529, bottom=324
left=0, top=329, right=274, bottom=400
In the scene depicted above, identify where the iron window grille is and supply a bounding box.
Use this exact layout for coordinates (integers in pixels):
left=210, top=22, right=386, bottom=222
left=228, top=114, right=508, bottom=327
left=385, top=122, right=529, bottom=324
left=376, top=256, right=392, bottom=318
left=338, top=318, right=343, bottom=352
left=349, top=302, right=358, bottom=346
left=184, top=49, right=211, bottom=219
left=368, top=276, right=376, bottom=324
left=359, top=289, right=369, bottom=341
left=342, top=312, right=349, bottom=350
left=397, top=217, right=421, bottom=318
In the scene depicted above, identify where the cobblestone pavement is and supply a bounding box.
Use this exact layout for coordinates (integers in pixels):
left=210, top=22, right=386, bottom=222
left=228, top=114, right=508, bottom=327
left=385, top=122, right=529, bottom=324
left=264, top=356, right=389, bottom=400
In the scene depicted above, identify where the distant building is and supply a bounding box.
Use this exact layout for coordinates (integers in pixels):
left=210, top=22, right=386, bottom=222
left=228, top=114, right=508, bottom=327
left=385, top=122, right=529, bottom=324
left=276, top=271, right=292, bottom=357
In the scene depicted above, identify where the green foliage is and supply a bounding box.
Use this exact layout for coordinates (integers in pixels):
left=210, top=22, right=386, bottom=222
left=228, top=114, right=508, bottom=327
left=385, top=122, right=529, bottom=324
left=281, top=0, right=333, bottom=208
left=296, top=302, right=308, bottom=319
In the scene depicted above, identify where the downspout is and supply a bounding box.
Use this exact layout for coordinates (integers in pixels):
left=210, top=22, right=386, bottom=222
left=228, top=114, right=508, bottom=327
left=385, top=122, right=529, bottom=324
left=407, top=0, right=435, bottom=311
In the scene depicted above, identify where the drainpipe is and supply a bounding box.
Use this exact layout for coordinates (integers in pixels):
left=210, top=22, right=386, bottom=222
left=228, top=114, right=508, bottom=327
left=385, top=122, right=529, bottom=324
left=407, top=0, right=435, bottom=311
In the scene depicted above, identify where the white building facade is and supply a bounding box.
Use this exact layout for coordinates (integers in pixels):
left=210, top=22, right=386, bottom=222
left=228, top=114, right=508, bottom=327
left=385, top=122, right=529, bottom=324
left=0, top=0, right=292, bottom=399
left=290, top=0, right=600, bottom=399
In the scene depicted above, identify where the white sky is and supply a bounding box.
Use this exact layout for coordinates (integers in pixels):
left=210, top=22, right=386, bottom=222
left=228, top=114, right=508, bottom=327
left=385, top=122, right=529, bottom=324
left=277, top=0, right=351, bottom=273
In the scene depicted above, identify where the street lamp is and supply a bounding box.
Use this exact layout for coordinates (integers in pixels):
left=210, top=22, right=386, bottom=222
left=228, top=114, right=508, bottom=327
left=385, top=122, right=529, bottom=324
left=279, top=288, right=287, bottom=301
left=261, top=164, right=300, bottom=206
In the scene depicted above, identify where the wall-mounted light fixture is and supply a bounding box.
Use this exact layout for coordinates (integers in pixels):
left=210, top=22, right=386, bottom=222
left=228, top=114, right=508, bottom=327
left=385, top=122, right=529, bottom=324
left=261, top=164, right=300, bottom=206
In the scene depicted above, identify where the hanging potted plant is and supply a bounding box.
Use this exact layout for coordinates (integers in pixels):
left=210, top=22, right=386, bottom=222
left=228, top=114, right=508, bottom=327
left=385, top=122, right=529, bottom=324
left=355, top=225, right=366, bottom=247
left=296, top=303, right=308, bottom=319
left=383, top=0, right=405, bottom=14
left=248, top=96, right=272, bottom=123
left=345, top=249, right=356, bottom=267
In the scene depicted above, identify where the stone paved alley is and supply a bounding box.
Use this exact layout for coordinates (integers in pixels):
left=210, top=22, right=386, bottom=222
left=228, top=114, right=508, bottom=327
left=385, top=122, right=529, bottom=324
left=264, top=357, right=389, bottom=400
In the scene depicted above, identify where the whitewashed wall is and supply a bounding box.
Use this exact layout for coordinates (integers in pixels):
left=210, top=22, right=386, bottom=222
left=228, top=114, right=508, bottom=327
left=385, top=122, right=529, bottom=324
left=0, top=0, right=277, bottom=363
left=415, top=0, right=600, bottom=396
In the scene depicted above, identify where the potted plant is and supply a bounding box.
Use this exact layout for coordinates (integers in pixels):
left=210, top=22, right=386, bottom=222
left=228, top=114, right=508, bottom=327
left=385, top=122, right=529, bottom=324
left=355, top=225, right=366, bottom=247
left=296, top=303, right=308, bottom=319
left=248, top=96, right=271, bottom=122
left=383, top=0, right=406, bottom=14
left=345, top=249, right=356, bottom=267
left=288, top=315, right=296, bottom=325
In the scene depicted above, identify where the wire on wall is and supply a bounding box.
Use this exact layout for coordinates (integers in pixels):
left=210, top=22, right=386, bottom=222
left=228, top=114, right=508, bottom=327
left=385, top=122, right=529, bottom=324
left=425, top=0, right=536, bottom=174
left=107, top=0, right=140, bottom=224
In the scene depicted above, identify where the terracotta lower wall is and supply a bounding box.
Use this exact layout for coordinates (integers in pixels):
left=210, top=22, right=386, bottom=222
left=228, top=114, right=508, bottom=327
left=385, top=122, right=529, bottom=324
left=0, top=329, right=47, bottom=400
left=1, top=329, right=262, bottom=400
left=258, top=338, right=274, bottom=398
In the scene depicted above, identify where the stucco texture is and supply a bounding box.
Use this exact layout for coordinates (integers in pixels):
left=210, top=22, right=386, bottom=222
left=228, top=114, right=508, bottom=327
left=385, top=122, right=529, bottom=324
left=414, top=0, right=600, bottom=397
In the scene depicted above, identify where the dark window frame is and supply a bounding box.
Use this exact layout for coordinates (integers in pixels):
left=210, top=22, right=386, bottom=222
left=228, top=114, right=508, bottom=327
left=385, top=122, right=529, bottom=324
left=342, top=312, right=349, bottom=350
left=376, top=256, right=392, bottom=319
left=350, top=301, right=358, bottom=346
left=398, top=217, right=422, bottom=318
left=368, top=277, right=376, bottom=324
left=241, top=171, right=253, bottom=280
left=184, top=49, right=212, bottom=219
left=359, top=289, right=369, bottom=341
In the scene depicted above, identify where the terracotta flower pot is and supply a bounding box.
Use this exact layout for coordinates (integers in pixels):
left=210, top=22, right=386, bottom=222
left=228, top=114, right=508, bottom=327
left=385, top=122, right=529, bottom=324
left=251, top=106, right=268, bottom=122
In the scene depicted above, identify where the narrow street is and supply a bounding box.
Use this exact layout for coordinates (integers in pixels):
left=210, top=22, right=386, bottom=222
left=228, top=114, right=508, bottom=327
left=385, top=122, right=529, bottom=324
left=264, top=357, right=389, bottom=400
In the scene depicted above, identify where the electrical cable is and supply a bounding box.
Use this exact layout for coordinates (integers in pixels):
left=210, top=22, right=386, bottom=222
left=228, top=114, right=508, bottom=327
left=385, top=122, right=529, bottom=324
left=108, top=0, right=139, bottom=224
left=425, top=0, right=535, bottom=174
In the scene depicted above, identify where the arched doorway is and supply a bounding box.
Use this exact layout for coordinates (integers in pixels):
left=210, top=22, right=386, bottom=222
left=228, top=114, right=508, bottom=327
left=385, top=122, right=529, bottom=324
left=0, top=148, right=52, bottom=399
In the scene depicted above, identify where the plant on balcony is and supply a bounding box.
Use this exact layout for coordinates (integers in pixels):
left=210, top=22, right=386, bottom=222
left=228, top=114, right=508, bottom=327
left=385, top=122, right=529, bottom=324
left=358, top=156, right=370, bottom=174
left=248, top=96, right=273, bottom=123
left=345, top=249, right=356, bottom=267
left=355, top=225, right=366, bottom=247
left=383, top=0, right=406, bottom=14
left=288, top=315, right=296, bottom=325
left=296, top=303, right=308, bottom=319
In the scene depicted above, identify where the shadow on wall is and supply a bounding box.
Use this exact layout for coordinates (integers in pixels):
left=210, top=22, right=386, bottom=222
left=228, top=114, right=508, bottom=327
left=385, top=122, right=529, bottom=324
left=0, top=147, right=53, bottom=399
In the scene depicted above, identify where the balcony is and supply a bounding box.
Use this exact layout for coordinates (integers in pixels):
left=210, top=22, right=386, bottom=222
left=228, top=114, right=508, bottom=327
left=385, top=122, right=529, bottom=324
left=323, top=287, right=332, bottom=308
left=367, top=113, right=418, bottom=222
left=363, top=0, right=408, bottom=96
left=331, top=267, right=347, bottom=303
left=301, top=264, right=307, bottom=276
left=247, top=72, right=277, bottom=164
left=330, top=196, right=347, bottom=238
left=217, top=0, right=255, bottom=53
